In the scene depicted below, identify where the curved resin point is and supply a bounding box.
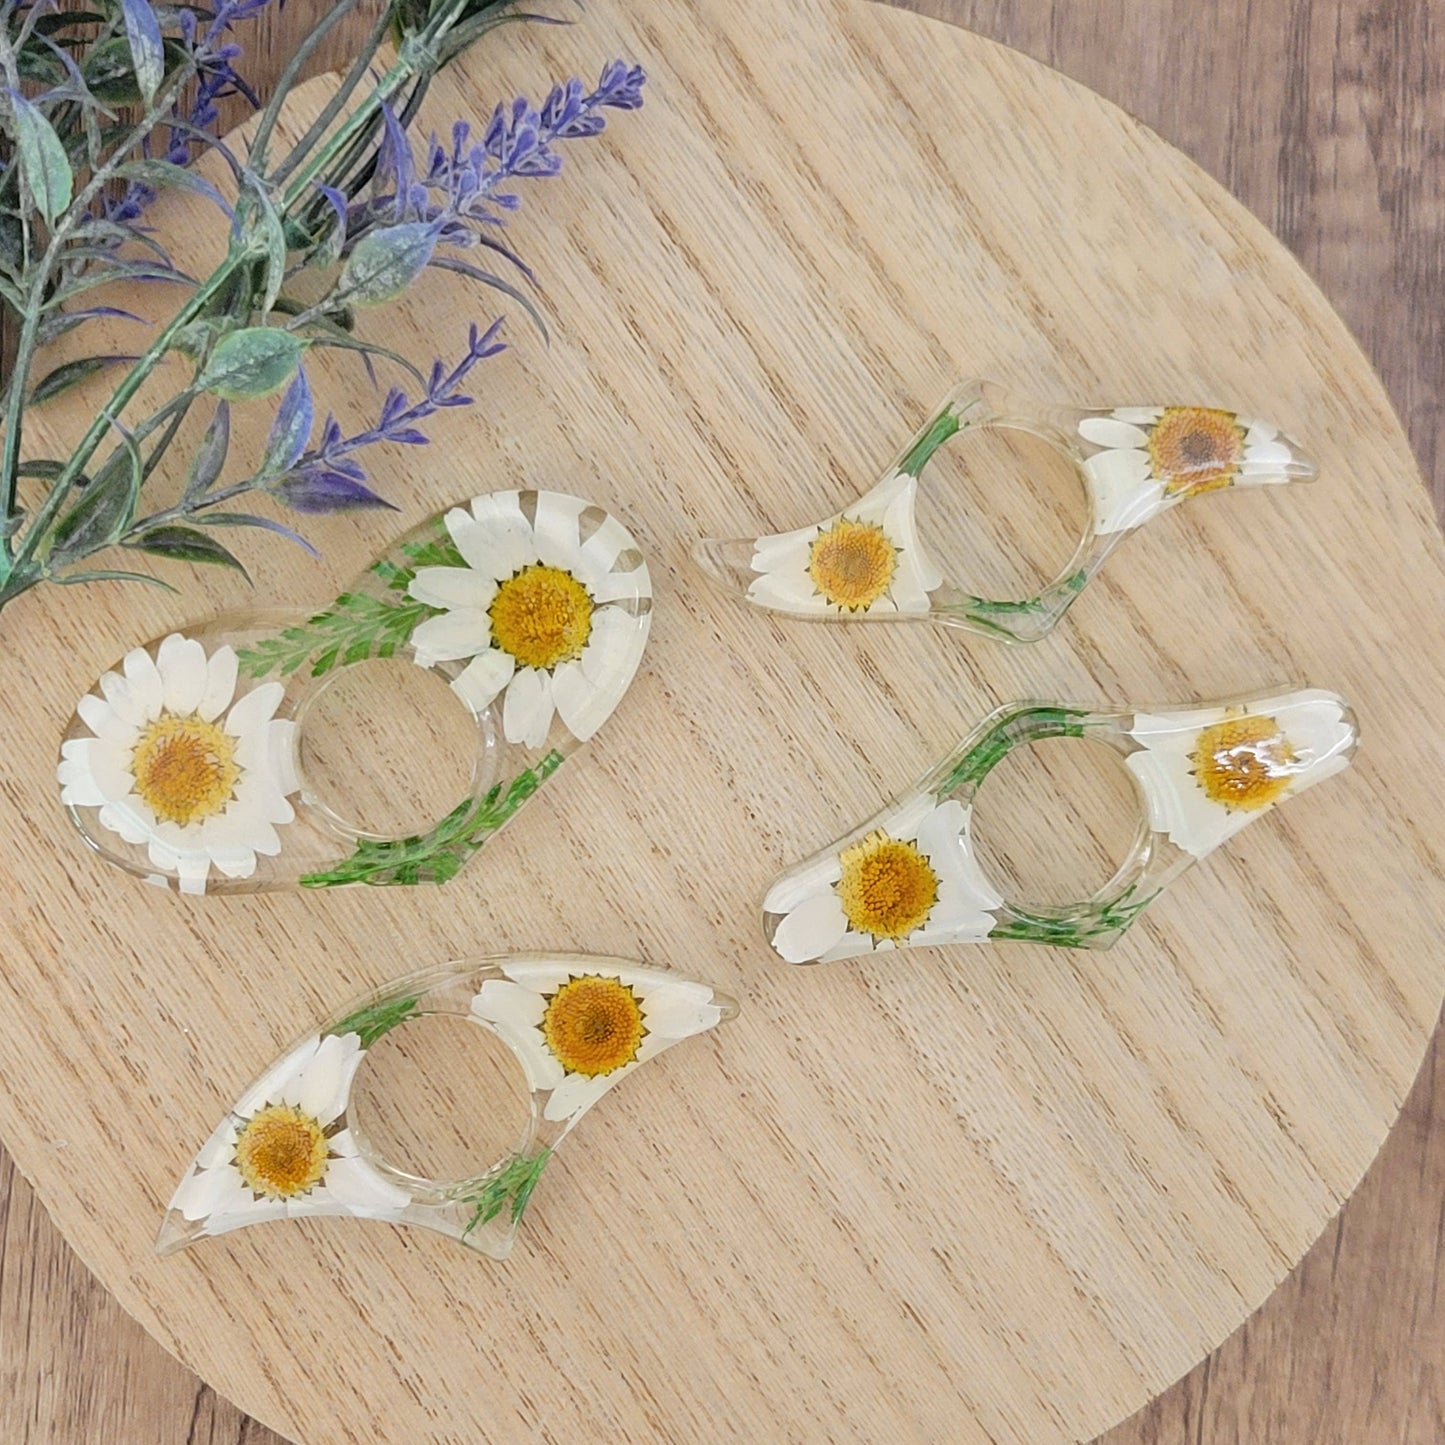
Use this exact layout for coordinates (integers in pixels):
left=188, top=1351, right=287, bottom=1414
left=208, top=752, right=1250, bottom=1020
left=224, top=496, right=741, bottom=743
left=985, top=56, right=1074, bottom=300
left=694, top=380, right=1317, bottom=644
left=763, top=686, right=1356, bottom=960
left=157, top=956, right=739, bottom=1260
left=58, top=490, right=652, bottom=894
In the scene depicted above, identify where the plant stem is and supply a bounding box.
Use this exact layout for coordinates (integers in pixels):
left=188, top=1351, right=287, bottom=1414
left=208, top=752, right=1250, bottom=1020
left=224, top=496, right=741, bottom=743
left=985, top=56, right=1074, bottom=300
left=246, top=0, right=377, bottom=173
left=0, top=0, right=483, bottom=602
left=2, top=259, right=231, bottom=594
left=268, top=5, right=392, bottom=189
left=0, top=51, right=211, bottom=585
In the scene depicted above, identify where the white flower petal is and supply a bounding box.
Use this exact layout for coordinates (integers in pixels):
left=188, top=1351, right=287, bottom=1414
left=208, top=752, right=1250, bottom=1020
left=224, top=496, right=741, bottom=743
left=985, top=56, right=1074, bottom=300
left=750, top=526, right=817, bottom=573
left=197, top=646, right=239, bottom=722
left=543, top=1069, right=616, bottom=1123
left=1127, top=748, right=1234, bottom=858
left=122, top=646, right=165, bottom=718
left=58, top=742, right=108, bottom=806
left=549, top=660, right=606, bottom=741
left=464, top=490, right=528, bottom=531
left=452, top=497, right=534, bottom=577
left=609, top=967, right=712, bottom=1004
left=1112, top=406, right=1164, bottom=426
left=195, top=1124, right=239, bottom=1172
left=819, top=930, right=881, bottom=963
left=224, top=681, right=283, bottom=739
left=1085, top=450, right=1163, bottom=534
left=207, top=1193, right=288, bottom=1230
left=532, top=491, right=588, bottom=570
left=473, top=977, right=548, bottom=1028
left=410, top=607, right=491, bottom=665
left=592, top=565, right=650, bottom=605
left=77, top=692, right=134, bottom=745
left=502, top=666, right=554, bottom=748
left=175, top=852, right=211, bottom=894
left=910, top=908, right=995, bottom=946
left=157, top=634, right=208, bottom=714
left=471, top=981, right=564, bottom=1088
left=883, top=789, right=936, bottom=842
left=881, top=474, right=943, bottom=597
left=172, top=1163, right=239, bottom=1221
left=237, top=1036, right=322, bottom=1117
left=289, top=1032, right=363, bottom=1123
left=102, top=799, right=154, bottom=845
left=578, top=607, right=636, bottom=688
left=1242, top=440, right=1293, bottom=469
left=89, top=740, right=138, bottom=801
left=762, top=852, right=843, bottom=913
left=98, top=669, right=148, bottom=728
left=451, top=648, right=515, bottom=714
left=845, top=469, right=909, bottom=528
left=639, top=993, right=723, bottom=1041
left=322, top=1150, right=411, bottom=1211
left=408, top=565, right=497, bottom=612
left=1273, top=692, right=1353, bottom=773
left=771, top=890, right=850, bottom=963
left=747, top=570, right=826, bottom=613
left=575, top=514, right=633, bottom=583
left=1079, top=416, right=1150, bottom=449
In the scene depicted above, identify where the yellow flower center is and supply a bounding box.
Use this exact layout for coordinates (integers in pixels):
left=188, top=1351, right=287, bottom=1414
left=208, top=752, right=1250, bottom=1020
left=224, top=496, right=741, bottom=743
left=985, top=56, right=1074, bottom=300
left=488, top=564, right=594, bottom=670
left=836, top=830, right=939, bottom=940
left=131, top=713, right=240, bottom=826
left=542, top=975, right=647, bottom=1077
left=233, top=1104, right=329, bottom=1200
left=1191, top=714, right=1297, bottom=811
left=808, top=517, right=897, bottom=611
left=1148, top=407, right=1246, bottom=496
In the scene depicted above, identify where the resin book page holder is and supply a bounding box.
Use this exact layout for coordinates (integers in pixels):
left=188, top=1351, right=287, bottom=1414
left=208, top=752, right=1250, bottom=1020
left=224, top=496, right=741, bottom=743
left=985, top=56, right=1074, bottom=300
left=764, top=686, right=1358, bottom=961
left=695, top=379, right=1316, bottom=643
left=158, top=956, right=738, bottom=1260
left=57, top=489, right=651, bottom=893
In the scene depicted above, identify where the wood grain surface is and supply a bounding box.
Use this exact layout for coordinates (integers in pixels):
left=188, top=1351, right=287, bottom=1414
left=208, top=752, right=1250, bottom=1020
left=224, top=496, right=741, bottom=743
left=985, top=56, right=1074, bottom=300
left=2, top=1, right=1444, bottom=1442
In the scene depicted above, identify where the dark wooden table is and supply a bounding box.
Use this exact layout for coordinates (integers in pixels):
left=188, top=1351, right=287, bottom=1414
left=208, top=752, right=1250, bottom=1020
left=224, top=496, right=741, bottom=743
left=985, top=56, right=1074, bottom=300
left=1, top=1, right=1441, bottom=1439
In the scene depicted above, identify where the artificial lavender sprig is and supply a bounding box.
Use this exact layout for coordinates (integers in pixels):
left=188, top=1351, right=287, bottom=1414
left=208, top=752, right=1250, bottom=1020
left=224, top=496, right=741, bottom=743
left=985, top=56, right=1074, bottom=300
left=0, top=0, right=647, bottom=611
left=270, top=320, right=506, bottom=513
left=334, top=60, right=648, bottom=285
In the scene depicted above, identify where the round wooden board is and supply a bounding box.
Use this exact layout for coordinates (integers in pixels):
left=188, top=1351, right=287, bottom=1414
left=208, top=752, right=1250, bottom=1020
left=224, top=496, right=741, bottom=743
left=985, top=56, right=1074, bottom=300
left=5, top=1, right=1445, bottom=1441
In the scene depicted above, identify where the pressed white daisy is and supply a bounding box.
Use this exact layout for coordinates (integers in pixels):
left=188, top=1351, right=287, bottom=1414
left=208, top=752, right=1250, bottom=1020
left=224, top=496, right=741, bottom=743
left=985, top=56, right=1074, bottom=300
left=745, top=469, right=943, bottom=616
left=1078, top=406, right=1312, bottom=535
left=1125, top=688, right=1355, bottom=860
left=166, top=1031, right=411, bottom=1235
left=406, top=490, right=650, bottom=749
left=57, top=633, right=299, bottom=894
left=471, top=962, right=726, bottom=1123
left=763, top=792, right=1005, bottom=964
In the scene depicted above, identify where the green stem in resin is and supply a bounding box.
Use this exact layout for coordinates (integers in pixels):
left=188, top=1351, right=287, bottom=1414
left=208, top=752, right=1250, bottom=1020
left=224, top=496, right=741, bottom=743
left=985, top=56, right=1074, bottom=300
left=300, top=750, right=565, bottom=888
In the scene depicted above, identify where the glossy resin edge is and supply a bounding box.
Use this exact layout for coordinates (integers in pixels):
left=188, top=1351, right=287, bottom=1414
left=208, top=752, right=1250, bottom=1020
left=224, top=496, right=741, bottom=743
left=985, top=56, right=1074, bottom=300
left=695, top=380, right=1317, bottom=643
left=763, top=686, right=1357, bottom=960
left=158, top=954, right=738, bottom=1260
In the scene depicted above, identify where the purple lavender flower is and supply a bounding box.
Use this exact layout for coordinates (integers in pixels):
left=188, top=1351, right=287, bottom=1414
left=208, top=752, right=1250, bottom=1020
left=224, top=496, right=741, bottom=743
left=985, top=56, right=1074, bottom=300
left=264, top=321, right=505, bottom=514
left=273, top=470, right=394, bottom=513
left=105, top=3, right=269, bottom=228
left=337, top=60, right=648, bottom=275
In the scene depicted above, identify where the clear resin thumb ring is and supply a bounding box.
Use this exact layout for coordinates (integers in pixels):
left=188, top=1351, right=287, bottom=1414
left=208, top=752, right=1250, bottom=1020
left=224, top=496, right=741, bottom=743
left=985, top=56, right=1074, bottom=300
left=57, top=489, right=651, bottom=893
left=763, top=685, right=1358, bottom=960
left=158, top=955, right=739, bottom=1260
left=694, top=379, right=1317, bottom=643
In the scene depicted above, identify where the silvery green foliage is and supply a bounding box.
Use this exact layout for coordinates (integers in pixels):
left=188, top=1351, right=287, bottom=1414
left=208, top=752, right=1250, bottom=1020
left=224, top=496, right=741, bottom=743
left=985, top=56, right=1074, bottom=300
left=0, top=0, right=647, bottom=610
